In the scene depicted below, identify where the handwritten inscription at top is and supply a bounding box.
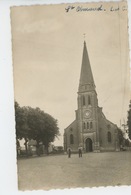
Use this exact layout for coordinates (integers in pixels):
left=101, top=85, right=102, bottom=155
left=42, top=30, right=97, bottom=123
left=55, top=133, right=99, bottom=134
left=65, top=5, right=127, bottom=13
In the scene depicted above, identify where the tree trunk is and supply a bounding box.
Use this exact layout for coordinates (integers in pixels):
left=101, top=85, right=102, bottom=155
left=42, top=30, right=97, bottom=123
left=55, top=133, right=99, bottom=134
left=36, top=140, right=40, bottom=156
left=45, top=144, right=49, bottom=155
left=17, top=139, right=21, bottom=157
left=24, top=137, right=28, bottom=157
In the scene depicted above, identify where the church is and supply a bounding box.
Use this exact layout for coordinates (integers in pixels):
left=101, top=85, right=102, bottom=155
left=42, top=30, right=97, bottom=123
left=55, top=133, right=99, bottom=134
left=64, top=41, right=120, bottom=152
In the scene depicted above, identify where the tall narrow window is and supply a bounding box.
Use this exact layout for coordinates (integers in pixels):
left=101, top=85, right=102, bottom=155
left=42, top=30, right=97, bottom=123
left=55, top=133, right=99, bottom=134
left=87, top=122, right=89, bottom=129
left=82, top=95, right=85, bottom=106
left=107, top=132, right=111, bottom=143
left=70, top=134, right=74, bottom=144
left=83, top=122, right=86, bottom=129
left=90, top=122, right=93, bottom=129
left=88, top=95, right=91, bottom=105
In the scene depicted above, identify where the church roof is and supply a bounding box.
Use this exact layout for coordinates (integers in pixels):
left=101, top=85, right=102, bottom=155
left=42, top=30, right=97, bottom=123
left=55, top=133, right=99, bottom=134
left=79, top=41, right=95, bottom=92
left=64, top=120, right=77, bottom=131
left=98, top=106, right=117, bottom=128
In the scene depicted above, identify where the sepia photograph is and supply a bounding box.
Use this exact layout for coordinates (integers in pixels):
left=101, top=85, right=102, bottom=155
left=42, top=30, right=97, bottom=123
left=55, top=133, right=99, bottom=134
left=10, top=0, right=131, bottom=191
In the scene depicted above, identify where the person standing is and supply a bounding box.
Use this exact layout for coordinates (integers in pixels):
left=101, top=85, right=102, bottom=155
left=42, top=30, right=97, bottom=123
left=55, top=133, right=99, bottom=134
left=78, top=146, right=82, bottom=158
left=67, top=147, right=71, bottom=158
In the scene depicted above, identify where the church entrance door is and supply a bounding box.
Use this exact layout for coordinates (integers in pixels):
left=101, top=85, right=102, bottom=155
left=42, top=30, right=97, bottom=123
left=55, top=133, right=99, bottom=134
left=85, top=138, right=93, bottom=152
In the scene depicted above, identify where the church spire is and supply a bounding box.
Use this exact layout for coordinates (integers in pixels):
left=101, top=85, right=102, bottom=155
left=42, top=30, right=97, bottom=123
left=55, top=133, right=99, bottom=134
left=78, top=41, right=95, bottom=92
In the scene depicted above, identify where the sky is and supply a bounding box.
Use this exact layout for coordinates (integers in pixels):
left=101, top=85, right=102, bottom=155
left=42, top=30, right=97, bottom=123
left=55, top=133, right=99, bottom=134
left=11, top=1, right=130, bottom=146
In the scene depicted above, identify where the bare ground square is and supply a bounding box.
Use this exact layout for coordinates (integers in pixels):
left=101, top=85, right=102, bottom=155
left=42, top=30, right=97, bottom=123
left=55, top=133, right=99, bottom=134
left=18, top=151, right=131, bottom=190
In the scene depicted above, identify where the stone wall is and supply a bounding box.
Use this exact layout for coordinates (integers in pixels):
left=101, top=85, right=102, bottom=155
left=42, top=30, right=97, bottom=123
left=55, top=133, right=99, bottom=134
left=64, top=120, right=79, bottom=152
left=98, top=108, right=118, bottom=151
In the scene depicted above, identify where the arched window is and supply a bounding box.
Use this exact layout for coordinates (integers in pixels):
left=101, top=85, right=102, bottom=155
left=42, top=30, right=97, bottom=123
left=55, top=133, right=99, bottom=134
left=82, top=95, right=85, bottom=106
left=83, top=122, right=86, bottom=129
left=70, top=134, right=74, bottom=144
left=90, top=122, right=93, bottom=129
left=88, top=95, right=91, bottom=105
left=87, top=122, right=89, bottom=129
left=107, top=132, right=111, bottom=143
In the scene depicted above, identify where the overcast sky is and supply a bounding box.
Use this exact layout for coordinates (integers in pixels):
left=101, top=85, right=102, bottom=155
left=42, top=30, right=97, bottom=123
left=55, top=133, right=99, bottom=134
left=11, top=1, right=130, bottom=145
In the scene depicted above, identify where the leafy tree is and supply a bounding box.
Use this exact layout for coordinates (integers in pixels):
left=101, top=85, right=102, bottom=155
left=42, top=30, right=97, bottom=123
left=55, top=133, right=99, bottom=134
left=15, top=102, right=60, bottom=156
left=40, top=113, right=59, bottom=154
left=117, top=128, right=124, bottom=146
left=15, top=101, right=29, bottom=156
left=125, top=139, right=130, bottom=147
left=25, top=107, right=46, bottom=155
left=127, top=100, right=131, bottom=140
left=26, top=107, right=59, bottom=155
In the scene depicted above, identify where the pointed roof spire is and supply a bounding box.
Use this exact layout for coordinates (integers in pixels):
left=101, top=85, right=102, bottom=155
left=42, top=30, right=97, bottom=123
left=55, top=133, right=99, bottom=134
left=78, top=41, right=95, bottom=92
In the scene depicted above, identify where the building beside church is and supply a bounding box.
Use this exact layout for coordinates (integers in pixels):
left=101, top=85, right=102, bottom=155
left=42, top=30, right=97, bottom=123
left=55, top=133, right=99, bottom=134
left=64, top=41, right=120, bottom=152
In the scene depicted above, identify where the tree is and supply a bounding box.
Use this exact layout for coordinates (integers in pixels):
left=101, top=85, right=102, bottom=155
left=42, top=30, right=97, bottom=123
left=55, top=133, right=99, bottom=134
left=117, top=128, right=124, bottom=146
left=26, top=107, right=59, bottom=155
left=15, top=102, right=60, bottom=156
left=40, top=113, right=59, bottom=154
left=125, top=139, right=130, bottom=147
left=25, top=107, right=46, bottom=156
left=15, top=101, right=29, bottom=156
left=127, top=100, right=131, bottom=140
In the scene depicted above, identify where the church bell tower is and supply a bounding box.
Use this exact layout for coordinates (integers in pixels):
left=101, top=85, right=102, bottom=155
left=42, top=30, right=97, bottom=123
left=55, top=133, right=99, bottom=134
left=77, top=41, right=100, bottom=152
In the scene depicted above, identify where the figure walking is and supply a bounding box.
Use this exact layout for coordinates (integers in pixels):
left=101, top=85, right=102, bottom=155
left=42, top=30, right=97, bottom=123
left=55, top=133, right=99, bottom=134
left=78, top=146, right=82, bottom=158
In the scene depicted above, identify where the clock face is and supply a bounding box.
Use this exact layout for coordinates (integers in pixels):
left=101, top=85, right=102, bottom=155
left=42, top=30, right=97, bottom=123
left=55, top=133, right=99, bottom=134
left=84, top=110, right=91, bottom=118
